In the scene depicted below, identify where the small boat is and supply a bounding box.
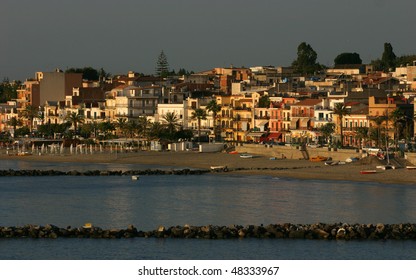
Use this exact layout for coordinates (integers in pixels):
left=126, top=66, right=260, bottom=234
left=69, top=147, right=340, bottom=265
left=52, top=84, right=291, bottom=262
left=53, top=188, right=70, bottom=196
left=376, top=165, right=395, bottom=170
left=345, top=157, right=359, bottom=163
left=240, top=154, right=253, bottom=158
left=83, top=223, right=92, bottom=229
left=228, top=151, right=238, bottom=154
left=406, top=166, right=416, bottom=170
left=360, top=170, right=377, bottom=174
left=310, top=156, right=327, bottom=162
left=131, top=175, right=139, bottom=180
left=210, top=165, right=228, bottom=171
left=325, top=161, right=339, bottom=166
left=17, top=152, right=32, bottom=156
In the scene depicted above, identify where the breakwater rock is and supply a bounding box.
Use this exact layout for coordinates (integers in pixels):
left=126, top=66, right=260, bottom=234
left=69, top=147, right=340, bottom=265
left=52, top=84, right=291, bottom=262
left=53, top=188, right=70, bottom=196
left=0, top=166, right=319, bottom=177
left=2, top=223, right=416, bottom=240
left=0, top=168, right=212, bottom=176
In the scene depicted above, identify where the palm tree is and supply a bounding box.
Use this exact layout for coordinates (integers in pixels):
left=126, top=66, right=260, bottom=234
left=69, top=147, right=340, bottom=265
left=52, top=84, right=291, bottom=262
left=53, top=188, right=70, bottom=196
left=22, top=105, right=39, bottom=132
left=206, top=100, right=222, bottom=140
left=333, top=103, right=349, bottom=147
left=7, top=116, right=22, bottom=131
left=116, top=118, right=127, bottom=138
left=191, top=108, right=207, bottom=143
left=355, top=127, right=369, bottom=149
left=390, top=108, right=405, bottom=151
left=148, top=121, right=164, bottom=140
left=372, top=116, right=386, bottom=148
left=162, top=112, right=181, bottom=140
left=126, top=120, right=137, bottom=139
left=137, top=116, right=151, bottom=140
left=319, top=123, right=335, bottom=146
left=65, top=112, right=84, bottom=134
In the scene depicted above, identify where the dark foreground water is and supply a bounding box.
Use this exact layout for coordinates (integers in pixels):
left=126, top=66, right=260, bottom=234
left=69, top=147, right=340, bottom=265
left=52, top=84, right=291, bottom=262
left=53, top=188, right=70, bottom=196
left=1, top=173, right=416, bottom=259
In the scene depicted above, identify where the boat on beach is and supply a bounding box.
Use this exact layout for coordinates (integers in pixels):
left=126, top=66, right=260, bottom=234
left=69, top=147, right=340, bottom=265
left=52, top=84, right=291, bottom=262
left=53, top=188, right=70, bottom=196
left=310, top=156, right=327, bottom=162
left=406, top=166, right=416, bottom=170
left=360, top=170, right=377, bottom=174
left=239, top=154, right=253, bottom=158
left=210, top=165, right=228, bottom=171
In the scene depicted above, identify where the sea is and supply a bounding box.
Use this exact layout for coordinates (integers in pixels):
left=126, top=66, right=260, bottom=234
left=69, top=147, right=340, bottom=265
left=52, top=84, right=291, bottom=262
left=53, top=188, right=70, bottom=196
left=1, top=159, right=416, bottom=260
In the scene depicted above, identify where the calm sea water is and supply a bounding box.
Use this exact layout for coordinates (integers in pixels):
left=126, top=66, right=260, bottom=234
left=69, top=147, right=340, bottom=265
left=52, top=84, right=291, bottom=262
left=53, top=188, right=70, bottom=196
left=1, top=162, right=416, bottom=259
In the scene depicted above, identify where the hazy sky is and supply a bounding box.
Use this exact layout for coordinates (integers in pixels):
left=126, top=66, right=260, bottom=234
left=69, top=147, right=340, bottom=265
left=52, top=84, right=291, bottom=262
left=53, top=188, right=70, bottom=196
left=1, top=0, right=415, bottom=80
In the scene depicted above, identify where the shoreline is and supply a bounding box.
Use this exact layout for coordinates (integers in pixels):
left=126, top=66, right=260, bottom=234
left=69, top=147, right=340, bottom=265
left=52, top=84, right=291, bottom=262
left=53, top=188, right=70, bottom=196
left=1, top=151, right=416, bottom=185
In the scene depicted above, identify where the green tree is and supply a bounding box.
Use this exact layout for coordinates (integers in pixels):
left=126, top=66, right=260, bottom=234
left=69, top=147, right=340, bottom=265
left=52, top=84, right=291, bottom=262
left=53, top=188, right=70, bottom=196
left=162, top=112, right=181, bottom=140
left=258, top=95, right=270, bottom=108
left=155, top=50, right=169, bottom=78
left=137, top=116, right=150, bottom=139
left=291, top=42, right=322, bottom=74
left=116, top=118, right=128, bottom=138
left=396, top=55, right=416, bottom=67
left=381, top=42, right=396, bottom=71
left=22, top=105, right=39, bottom=132
left=355, top=127, right=369, bottom=149
left=390, top=108, right=405, bottom=151
left=97, top=121, right=115, bottom=139
left=191, top=108, right=207, bottom=143
left=0, top=79, right=19, bottom=103
left=334, top=52, right=362, bottom=65
left=7, top=116, right=22, bottom=131
left=206, top=100, right=222, bottom=141
left=148, top=121, right=165, bottom=139
left=66, top=67, right=101, bottom=81
left=126, top=120, right=138, bottom=138
left=372, top=43, right=397, bottom=72
left=333, top=103, right=349, bottom=147
left=319, top=123, right=335, bottom=145
left=372, top=116, right=387, bottom=148
left=65, top=112, right=85, bottom=133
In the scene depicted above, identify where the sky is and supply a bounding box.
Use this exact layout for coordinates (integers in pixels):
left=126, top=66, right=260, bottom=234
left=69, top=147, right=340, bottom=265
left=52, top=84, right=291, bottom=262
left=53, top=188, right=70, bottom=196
left=1, top=0, right=415, bottom=81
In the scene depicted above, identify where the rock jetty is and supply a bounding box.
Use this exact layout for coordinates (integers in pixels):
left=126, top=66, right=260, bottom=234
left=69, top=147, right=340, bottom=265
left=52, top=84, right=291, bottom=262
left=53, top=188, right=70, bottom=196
left=1, top=223, right=416, bottom=240
left=0, top=168, right=211, bottom=176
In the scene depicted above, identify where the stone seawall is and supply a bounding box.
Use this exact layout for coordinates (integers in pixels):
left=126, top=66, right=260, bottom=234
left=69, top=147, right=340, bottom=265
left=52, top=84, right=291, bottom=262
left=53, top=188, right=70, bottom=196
left=1, top=223, right=416, bottom=240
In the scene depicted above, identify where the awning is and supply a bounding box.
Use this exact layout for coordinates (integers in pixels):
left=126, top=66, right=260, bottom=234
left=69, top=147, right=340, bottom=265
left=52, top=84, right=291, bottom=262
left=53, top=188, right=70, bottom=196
left=255, top=120, right=268, bottom=127
left=300, top=118, right=309, bottom=127
left=290, top=118, right=299, bottom=128
left=269, top=132, right=281, bottom=139
left=247, top=131, right=265, bottom=137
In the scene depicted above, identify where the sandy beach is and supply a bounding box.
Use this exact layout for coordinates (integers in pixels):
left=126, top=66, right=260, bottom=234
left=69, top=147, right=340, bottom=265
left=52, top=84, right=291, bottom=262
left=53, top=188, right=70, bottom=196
left=1, top=150, right=416, bottom=185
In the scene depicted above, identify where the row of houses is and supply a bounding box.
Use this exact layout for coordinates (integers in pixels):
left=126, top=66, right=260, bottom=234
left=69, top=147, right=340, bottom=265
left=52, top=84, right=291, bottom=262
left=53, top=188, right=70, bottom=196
left=1, top=62, right=416, bottom=147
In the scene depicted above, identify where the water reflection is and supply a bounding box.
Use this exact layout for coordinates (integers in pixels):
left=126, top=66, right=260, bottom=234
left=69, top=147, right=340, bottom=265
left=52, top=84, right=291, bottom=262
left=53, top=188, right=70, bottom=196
left=1, top=175, right=416, bottom=230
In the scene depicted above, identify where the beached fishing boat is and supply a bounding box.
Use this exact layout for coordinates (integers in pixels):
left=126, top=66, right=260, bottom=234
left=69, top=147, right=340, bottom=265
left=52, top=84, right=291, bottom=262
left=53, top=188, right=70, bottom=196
left=376, top=165, right=395, bottom=170
left=210, top=166, right=228, bottom=171
left=406, top=166, right=416, bottom=170
left=310, top=156, right=327, bottom=162
left=239, top=154, right=253, bottom=158
left=360, top=170, right=377, bottom=174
